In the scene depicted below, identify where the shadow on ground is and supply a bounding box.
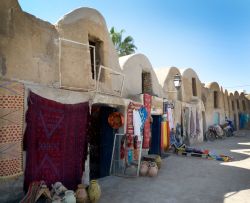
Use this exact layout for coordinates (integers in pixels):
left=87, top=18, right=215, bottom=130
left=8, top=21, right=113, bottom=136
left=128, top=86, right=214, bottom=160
left=99, top=130, right=250, bottom=203
left=1, top=131, right=250, bottom=203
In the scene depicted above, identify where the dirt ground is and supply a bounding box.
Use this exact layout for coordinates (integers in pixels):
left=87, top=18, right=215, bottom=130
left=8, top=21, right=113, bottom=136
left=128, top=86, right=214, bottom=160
left=1, top=130, right=250, bottom=203
left=99, top=130, right=250, bottom=203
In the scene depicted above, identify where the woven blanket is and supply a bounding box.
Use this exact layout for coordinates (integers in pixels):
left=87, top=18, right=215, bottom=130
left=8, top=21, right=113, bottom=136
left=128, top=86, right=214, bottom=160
left=0, top=79, right=24, bottom=180
left=126, top=102, right=142, bottom=135
left=24, top=92, right=89, bottom=191
left=143, top=94, right=151, bottom=148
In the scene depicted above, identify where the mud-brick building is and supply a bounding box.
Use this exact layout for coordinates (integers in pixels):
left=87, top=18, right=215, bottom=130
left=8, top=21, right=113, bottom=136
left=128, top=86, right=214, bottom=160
left=0, top=1, right=128, bottom=201
left=202, top=82, right=225, bottom=128
left=180, top=68, right=204, bottom=144
left=156, top=67, right=204, bottom=144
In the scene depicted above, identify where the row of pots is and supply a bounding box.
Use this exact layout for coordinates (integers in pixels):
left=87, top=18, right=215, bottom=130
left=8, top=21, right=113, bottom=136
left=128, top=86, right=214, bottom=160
left=140, top=161, right=159, bottom=177
left=52, top=180, right=101, bottom=203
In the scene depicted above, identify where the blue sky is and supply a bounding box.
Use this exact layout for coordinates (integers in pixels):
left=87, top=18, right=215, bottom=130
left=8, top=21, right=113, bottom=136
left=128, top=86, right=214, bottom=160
left=18, top=0, right=250, bottom=93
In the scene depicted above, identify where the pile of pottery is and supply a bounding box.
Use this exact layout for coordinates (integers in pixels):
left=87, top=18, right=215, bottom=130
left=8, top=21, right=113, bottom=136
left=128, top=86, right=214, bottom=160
left=139, top=161, right=158, bottom=177
left=20, top=180, right=101, bottom=203
left=51, top=180, right=101, bottom=203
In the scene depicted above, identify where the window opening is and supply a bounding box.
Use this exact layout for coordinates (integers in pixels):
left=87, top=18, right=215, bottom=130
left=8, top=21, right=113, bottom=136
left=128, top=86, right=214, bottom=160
left=192, top=77, right=197, bottom=96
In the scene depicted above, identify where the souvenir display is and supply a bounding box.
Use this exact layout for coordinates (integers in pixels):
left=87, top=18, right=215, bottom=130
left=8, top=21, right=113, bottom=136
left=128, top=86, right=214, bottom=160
left=108, top=112, right=124, bottom=129
left=0, top=79, right=24, bottom=180
left=110, top=134, right=143, bottom=177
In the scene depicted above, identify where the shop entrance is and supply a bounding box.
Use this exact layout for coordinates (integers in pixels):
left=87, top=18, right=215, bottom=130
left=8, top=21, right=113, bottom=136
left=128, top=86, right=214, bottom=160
left=89, top=105, right=117, bottom=179
left=149, top=115, right=161, bottom=155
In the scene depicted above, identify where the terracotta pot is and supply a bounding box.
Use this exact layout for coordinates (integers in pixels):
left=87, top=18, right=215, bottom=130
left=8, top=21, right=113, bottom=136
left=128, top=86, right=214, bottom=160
left=76, top=184, right=88, bottom=203
left=88, top=180, right=101, bottom=203
left=148, top=162, right=158, bottom=177
left=140, top=161, right=149, bottom=176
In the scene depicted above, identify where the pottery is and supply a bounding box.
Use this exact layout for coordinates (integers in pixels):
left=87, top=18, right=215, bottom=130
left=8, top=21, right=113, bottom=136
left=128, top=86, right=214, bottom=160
left=76, top=184, right=88, bottom=203
left=148, top=162, right=158, bottom=177
left=140, top=161, right=149, bottom=176
left=88, top=180, right=101, bottom=203
left=155, top=155, right=162, bottom=169
left=52, top=182, right=67, bottom=196
left=63, top=190, right=76, bottom=203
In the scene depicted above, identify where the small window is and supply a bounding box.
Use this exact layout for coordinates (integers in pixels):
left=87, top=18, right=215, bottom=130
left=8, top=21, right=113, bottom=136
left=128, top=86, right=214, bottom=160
left=89, top=41, right=96, bottom=80
left=237, top=100, right=240, bottom=110
left=214, top=91, right=218, bottom=108
left=192, top=78, right=197, bottom=96
left=232, top=101, right=235, bottom=111
left=89, top=38, right=103, bottom=81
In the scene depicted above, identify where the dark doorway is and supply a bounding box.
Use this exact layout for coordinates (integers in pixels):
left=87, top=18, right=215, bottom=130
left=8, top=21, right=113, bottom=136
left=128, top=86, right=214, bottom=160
left=149, top=115, right=161, bottom=155
left=89, top=38, right=103, bottom=81
left=89, top=105, right=117, bottom=179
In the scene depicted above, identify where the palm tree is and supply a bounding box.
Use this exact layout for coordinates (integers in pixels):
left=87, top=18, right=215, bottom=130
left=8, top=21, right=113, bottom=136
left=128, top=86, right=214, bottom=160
left=110, top=27, right=137, bottom=57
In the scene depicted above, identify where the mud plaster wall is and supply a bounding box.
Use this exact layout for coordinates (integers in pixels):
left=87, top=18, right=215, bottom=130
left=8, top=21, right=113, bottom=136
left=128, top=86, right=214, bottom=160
left=181, top=69, right=202, bottom=103
left=203, top=83, right=225, bottom=128
left=0, top=0, right=59, bottom=85
left=161, top=67, right=182, bottom=101
left=223, top=91, right=230, bottom=118
left=120, top=54, right=163, bottom=99
left=1, top=1, right=123, bottom=93
left=56, top=7, right=122, bottom=91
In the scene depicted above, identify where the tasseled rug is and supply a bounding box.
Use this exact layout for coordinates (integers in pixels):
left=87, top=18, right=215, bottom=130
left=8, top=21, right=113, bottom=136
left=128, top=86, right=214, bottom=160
left=24, top=91, right=89, bottom=191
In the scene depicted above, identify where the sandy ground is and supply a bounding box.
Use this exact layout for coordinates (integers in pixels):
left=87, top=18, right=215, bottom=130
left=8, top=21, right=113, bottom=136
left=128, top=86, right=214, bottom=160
left=1, top=130, right=250, bottom=203
left=99, top=130, right=250, bottom=203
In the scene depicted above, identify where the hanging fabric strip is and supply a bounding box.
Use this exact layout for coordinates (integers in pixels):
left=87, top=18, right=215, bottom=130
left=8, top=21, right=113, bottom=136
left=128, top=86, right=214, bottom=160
left=143, top=94, right=152, bottom=149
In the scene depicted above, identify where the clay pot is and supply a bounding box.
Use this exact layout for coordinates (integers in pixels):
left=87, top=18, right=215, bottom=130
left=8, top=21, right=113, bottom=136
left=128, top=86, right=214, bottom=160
left=155, top=155, right=162, bottom=169
left=63, top=190, right=76, bottom=203
left=52, top=182, right=67, bottom=196
left=76, top=184, right=88, bottom=203
left=88, top=180, right=101, bottom=203
left=148, top=162, right=158, bottom=177
left=140, top=161, right=149, bottom=176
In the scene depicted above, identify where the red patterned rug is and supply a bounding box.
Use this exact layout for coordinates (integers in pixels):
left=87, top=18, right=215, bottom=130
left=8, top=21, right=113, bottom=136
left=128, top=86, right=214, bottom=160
left=24, top=92, right=89, bottom=191
left=0, top=79, right=24, bottom=180
left=143, top=94, right=152, bottom=149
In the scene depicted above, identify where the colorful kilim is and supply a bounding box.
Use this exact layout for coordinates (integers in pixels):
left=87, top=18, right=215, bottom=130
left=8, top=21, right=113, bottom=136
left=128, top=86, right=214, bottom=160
left=126, top=102, right=142, bottom=135
left=143, top=94, right=152, bottom=149
left=24, top=92, right=89, bottom=191
left=0, top=79, right=24, bottom=179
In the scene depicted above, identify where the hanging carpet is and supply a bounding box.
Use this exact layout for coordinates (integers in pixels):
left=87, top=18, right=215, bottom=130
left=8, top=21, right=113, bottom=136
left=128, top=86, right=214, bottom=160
left=0, top=79, right=24, bottom=180
left=143, top=94, right=152, bottom=149
left=24, top=92, right=89, bottom=191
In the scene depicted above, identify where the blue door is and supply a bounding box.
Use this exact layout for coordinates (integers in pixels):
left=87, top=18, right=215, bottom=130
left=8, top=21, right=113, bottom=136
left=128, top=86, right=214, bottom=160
left=89, top=106, right=116, bottom=179
left=149, top=115, right=161, bottom=155
left=213, top=112, right=220, bottom=125
left=100, top=106, right=116, bottom=178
